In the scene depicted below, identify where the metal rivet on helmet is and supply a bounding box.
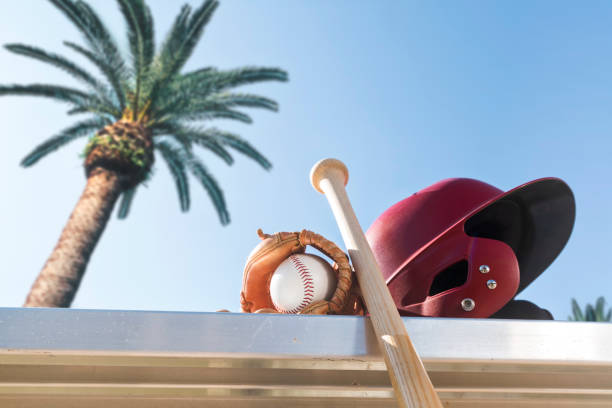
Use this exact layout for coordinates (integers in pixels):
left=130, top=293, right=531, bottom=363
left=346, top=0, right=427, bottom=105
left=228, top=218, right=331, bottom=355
left=487, top=279, right=497, bottom=290
left=461, top=298, right=475, bottom=311
left=479, top=265, right=490, bottom=274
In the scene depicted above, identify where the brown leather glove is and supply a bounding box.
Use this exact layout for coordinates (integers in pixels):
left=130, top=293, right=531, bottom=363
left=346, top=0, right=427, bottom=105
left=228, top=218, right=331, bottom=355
left=241, top=229, right=365, bottom=315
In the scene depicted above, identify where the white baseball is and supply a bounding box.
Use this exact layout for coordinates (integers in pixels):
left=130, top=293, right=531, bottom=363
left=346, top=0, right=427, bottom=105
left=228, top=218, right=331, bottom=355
left=270, top=253, right=336, bottom=314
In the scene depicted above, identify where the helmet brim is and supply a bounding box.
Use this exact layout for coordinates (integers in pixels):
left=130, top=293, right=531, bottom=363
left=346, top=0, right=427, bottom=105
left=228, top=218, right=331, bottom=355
left=464, top=178, right=575, bottom=294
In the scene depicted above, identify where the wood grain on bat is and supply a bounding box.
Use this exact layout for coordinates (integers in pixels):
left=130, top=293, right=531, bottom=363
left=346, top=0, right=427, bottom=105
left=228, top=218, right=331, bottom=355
left=310, top=158, right=443, bottom=408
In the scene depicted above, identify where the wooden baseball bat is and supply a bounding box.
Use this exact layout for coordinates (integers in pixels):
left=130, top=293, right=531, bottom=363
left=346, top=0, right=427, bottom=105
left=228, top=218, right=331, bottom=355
left=310, top=158, right=443, bottom=408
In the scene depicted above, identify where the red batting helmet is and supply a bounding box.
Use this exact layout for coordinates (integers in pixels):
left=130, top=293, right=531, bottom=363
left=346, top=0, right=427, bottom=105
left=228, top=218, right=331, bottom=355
left=365, top=178, right=575, bottom=318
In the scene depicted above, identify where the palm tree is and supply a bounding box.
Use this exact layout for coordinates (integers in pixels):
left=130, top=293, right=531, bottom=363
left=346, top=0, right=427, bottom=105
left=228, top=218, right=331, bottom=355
left=0, top=0, right=287, bottom=308
left=568, top=297, right=612, bottom=322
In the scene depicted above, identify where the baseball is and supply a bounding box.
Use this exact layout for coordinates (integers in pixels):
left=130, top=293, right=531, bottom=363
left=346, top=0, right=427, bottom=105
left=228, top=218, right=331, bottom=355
left=270, top=253, right=336, bottom=314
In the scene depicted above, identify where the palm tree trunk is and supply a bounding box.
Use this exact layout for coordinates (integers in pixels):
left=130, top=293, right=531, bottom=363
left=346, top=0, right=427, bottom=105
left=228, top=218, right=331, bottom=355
left=24, top=168, right=123, bottom=307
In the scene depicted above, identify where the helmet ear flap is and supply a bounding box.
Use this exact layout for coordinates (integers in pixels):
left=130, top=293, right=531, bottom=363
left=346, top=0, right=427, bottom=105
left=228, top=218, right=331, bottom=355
left=395, top=230, right=520, bottom=318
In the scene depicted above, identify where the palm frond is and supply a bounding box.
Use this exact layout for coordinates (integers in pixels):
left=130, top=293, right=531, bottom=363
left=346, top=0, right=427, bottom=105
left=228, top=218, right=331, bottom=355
left=153, top=67, right=286, bottom=117
left=184, top=151, right=229, bottom=225
left=49, top=0, right=128, bottom=109
left=0, top=83, right=91, bottom=105
left=178, top=0, right=218, bottom=64
left=143, top=5, right=190, bottom=107
left=62, top=92, right=121, bottom=118
left=4, top=44, right=110, bottom=98
left=66, top=105, right=117, bottom=119
left=82, top=101, right=121, bottom=118
left=178, top=66, right=215, bottom=81
left=117, top=186, right=138, bottom=219
left=48, top=0, right=92, bottom=38
left=153, top=109, right=253, bottom=128
left=147, top=1, right=218, bottom=108
left=21, top=117, right=110, bottom=166
left=153, top=122, right=233, bottom=165
left=155, top=141, right=190, bottom=211
left=117, top=0, right=155, bottom=70
left=202, top=109, right=253, bottom=123
left=154, top=140, right=228, bottom=224
left=151, top=122, right=193, bottom=152
left=205, top=93, right=279, bottom=111
left=67, top=106, right=88, bottom=115
left=188, top=67, right=288, bottom=93
left=63, top=41, right=125, bottom=113
left=76, top=0, right=128, bottom=95
left=74, top=0, right=121, bottom=52
left=200, top=128, right=271, bottom=169
left=161, top=93, right=278, bottom=121
left=117, top=0, right=154, bottom=117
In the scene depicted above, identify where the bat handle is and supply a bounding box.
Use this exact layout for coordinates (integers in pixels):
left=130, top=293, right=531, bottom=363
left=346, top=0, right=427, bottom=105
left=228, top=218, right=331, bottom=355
left=310, top=159, right=361, bottom=252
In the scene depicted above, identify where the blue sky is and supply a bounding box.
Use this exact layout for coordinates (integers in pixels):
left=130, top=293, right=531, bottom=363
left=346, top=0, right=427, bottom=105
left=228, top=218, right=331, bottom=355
left=1, top=1, right=611, bottom=320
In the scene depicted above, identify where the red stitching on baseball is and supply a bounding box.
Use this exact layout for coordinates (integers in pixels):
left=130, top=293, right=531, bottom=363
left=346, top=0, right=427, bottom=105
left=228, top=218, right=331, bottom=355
left=271, top=256, right=317, bottom=314
left=284, top=255, right=314, bottom=313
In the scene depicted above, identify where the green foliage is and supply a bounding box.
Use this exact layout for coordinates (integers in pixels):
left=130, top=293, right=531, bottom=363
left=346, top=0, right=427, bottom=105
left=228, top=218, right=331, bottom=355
left=117, top=187, right=138, bottom=219
left=153, top=122, right=234, bottom=165
left=146, top=1, right=218, bottom=109
left=198, top=128, right=272, bottom=170
left=207, top=93, right=279, bottom=111
left=62, top=41, right=125, bottom=112
left=185, top=151, right=229, bottom=225
left=155, top=140, right=229, bottom=224
left=156, top=141, right=190, bottom=211
left=153, top=67, right=288, bottom=122
left=0, top=83, right=89, bottom=105
left=117, top=0, right=154, bottom=117
left=84, top=133, right=148, bottom=169
left=50, top=0, right=128, bottom=108
left=568, top=297, right=612, bottom=322
left=1, top=0, right=287, bottom=224
left=22, top=117, right=111, bottom=166
left=5, top=44, right=112, bottom=101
